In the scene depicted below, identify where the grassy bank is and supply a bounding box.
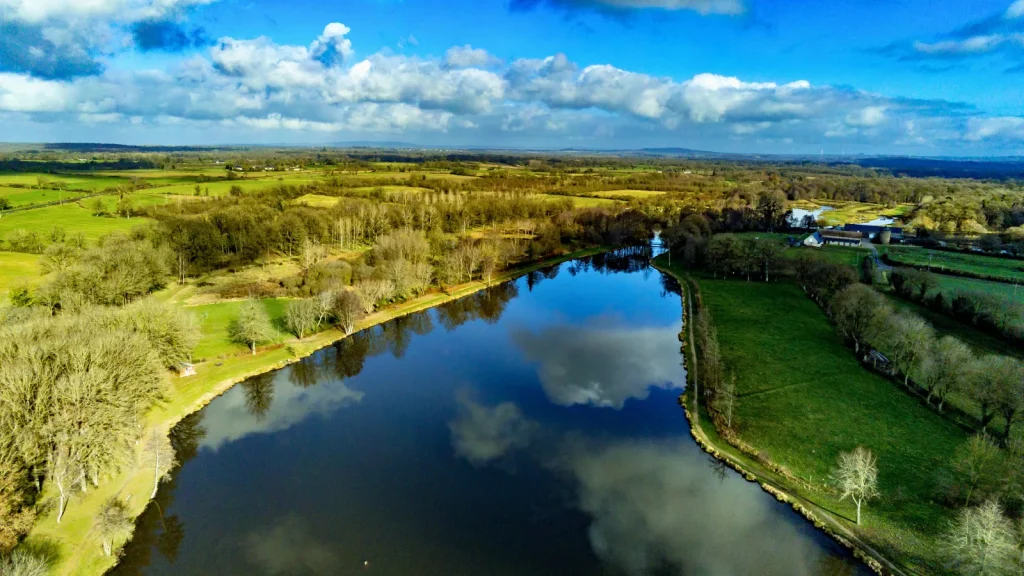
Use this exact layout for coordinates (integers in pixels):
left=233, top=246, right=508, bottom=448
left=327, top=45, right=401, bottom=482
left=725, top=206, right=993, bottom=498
left=22, top=245, right=606, bottom=576
left=654, top=256, right=966, bottom=575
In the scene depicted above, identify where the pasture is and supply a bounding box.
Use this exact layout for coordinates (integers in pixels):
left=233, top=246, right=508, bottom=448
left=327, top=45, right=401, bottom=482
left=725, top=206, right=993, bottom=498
left=884, top=245, right=1024, bottom=283
left=695, top=273, right=965, bottom=572
left=591, top=189, right=666, bottom=199
left=0, top=202, right=146, bottom=242
left=292, top=194, right=340, bottom=208
left=538, top=194, right=620, bottom=208
left=0, top=186, right=89, bottom=208
left=0, top=252, right=41, bottom=296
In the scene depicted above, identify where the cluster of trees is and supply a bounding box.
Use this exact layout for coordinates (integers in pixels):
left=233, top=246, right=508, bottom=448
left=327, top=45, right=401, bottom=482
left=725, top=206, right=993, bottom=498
left=0, top=301, right=197, bottom=554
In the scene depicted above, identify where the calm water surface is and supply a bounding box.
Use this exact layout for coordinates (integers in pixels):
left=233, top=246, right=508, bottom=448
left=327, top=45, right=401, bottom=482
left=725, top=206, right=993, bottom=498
left=115, top=250, right=867, bottom=576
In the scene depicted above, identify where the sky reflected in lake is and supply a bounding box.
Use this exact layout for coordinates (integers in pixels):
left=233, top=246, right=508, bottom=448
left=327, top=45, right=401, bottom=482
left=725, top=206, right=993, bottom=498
left=114, top=250, right=868, bottom=576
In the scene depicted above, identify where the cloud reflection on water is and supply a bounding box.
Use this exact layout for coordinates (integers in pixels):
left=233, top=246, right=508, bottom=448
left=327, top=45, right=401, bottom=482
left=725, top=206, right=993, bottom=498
left=199, top=375, right=364, bottom=450
left=242, top=515, right=340, bottom=575
left=561, top=439, right=829, bottom=576
left=448, top=389, right=538, bottom=466
left=512, top=321, right=684, bottom=409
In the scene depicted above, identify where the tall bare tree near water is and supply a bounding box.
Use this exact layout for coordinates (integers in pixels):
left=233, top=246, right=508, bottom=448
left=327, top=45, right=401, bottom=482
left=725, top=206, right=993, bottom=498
left=144, top=430, right=177, bottom=499
left=834, top=446, right=879, bottom=525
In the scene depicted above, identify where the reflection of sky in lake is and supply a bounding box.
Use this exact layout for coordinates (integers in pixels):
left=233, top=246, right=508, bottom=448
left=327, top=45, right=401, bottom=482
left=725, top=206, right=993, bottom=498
left=117, top=255, right=868, bottom=576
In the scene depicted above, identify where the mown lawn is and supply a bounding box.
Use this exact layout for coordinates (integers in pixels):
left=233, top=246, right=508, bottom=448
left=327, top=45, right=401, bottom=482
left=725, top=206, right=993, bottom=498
left=698, top=276, right=965, bottom=571
left=0, top=202, right=147, bottom=242
left=186, top=298, right=292, bottom=361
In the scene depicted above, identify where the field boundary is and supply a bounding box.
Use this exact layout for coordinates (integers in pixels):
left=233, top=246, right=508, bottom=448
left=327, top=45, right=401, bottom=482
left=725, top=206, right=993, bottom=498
left=882, top=254, right=1024, bottom=285
left=652, top=259, right=906, bottom=576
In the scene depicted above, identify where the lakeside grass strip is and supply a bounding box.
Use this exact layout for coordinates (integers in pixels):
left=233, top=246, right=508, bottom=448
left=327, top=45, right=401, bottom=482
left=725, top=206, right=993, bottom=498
left=23, top=245, right=607, bottom=576
left=652, top=256, right=962, bottom=576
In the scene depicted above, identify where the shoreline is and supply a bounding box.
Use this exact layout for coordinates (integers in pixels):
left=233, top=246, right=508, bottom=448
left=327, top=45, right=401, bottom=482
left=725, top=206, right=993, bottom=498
left=27, top=245, right=608, bottom=576
left=651, top=258, right=901, bottom=576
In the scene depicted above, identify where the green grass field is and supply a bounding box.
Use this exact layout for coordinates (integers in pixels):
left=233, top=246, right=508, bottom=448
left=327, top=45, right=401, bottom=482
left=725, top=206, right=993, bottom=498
left=0, top=186, right=89, bottom=208
left=348, top=185, right=432, bottom=194
left=696, top=275, right=964, bottom=572
left=0, top=173, right=133, bottom=191
left=931, top=273, right=1023, bottom=300
left=0, top=251, right=41, bottom=296
left=591, top=189, right=666, bottom=198
left=538, top=194, right=620, bottom=208
left=0, top=201, right=147, bottom=242
left=884, top=246, right=1024, bottom=283
left=291, top=193, right=340, bottom=208
left=187, top=298, right=292, bottom=360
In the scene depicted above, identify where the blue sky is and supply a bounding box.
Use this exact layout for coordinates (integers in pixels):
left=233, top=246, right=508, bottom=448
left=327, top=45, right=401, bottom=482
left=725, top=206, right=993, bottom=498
left=1, top=0, right=1022, bottom=155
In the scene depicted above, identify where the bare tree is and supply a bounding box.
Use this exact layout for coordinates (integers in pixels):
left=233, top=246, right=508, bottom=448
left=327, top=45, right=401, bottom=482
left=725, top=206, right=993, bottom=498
left=331, top=291, right=364, bottom=335
left=299, top=239, right=326, bottom=276
left=833, top=446, right=880, bottom=525
left=285, top=298, right=320, bottom=339
left=143, top=430, right=176, bottom=499
left=944, top=500, right=1017, bottom=576
left=355, top=279, right=394, bottom=314
left=230, top=299, right=275, bottom=355
left=96, top=498, right=132, bottom=557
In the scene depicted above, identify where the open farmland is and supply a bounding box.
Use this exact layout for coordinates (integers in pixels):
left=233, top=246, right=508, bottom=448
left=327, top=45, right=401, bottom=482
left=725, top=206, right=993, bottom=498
left=592, top=189, right=667, bottom=199
left=884, top=245, right=1024, bottom=283
left=0, top=186, right=90, bottom=207
left=0, top=201, right=146, bottom=241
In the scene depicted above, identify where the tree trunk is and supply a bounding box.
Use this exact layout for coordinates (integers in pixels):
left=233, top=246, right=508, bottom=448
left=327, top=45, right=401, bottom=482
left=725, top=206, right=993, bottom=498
left=251, top=341, right=256, bottom=355
left=855, top=500, right=861, bottom=525
left=152, top=452, right=161, bottom=499
left=57, top=487, right=66, bottom=523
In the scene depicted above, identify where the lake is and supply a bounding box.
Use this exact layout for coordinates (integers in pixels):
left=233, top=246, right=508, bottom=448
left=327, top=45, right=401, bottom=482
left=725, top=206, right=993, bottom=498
left=114, top=249, right=867, bottom=576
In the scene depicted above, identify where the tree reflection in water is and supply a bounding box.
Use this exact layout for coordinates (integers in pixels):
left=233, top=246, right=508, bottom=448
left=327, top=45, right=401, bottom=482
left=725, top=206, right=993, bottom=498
left=109, top=413, right=207, bottom=575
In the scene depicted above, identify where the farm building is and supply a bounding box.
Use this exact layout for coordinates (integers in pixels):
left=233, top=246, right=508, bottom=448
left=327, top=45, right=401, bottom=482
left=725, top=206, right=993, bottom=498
left=843, top=224, right=903, bottom=241
left=803, top=230, right=863, bottom=248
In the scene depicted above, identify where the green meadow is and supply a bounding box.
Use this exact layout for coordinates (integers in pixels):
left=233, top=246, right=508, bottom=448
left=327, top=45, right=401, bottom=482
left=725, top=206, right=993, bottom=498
left=884, top=245, right=1024, bottom=283
left=690, top=271, right=965, bottom=573
left=0, top=202, right=146, bottom=241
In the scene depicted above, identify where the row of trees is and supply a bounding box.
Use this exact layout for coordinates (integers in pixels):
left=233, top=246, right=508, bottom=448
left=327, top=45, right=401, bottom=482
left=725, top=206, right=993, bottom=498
left=828, top=282, right=1024, bottom=438
left=890, top=269, right=1024, bottom=344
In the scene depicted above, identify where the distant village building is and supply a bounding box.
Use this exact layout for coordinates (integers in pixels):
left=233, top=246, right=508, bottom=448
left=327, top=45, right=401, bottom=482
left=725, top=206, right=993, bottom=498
left=176, top=362, right=196, bottom=377
left=803, top=230, right=863, bottom=248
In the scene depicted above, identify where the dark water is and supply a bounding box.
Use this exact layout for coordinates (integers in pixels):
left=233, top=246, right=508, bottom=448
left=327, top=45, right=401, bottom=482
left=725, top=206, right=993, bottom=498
left=115, top=249, right=867, bottom=576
